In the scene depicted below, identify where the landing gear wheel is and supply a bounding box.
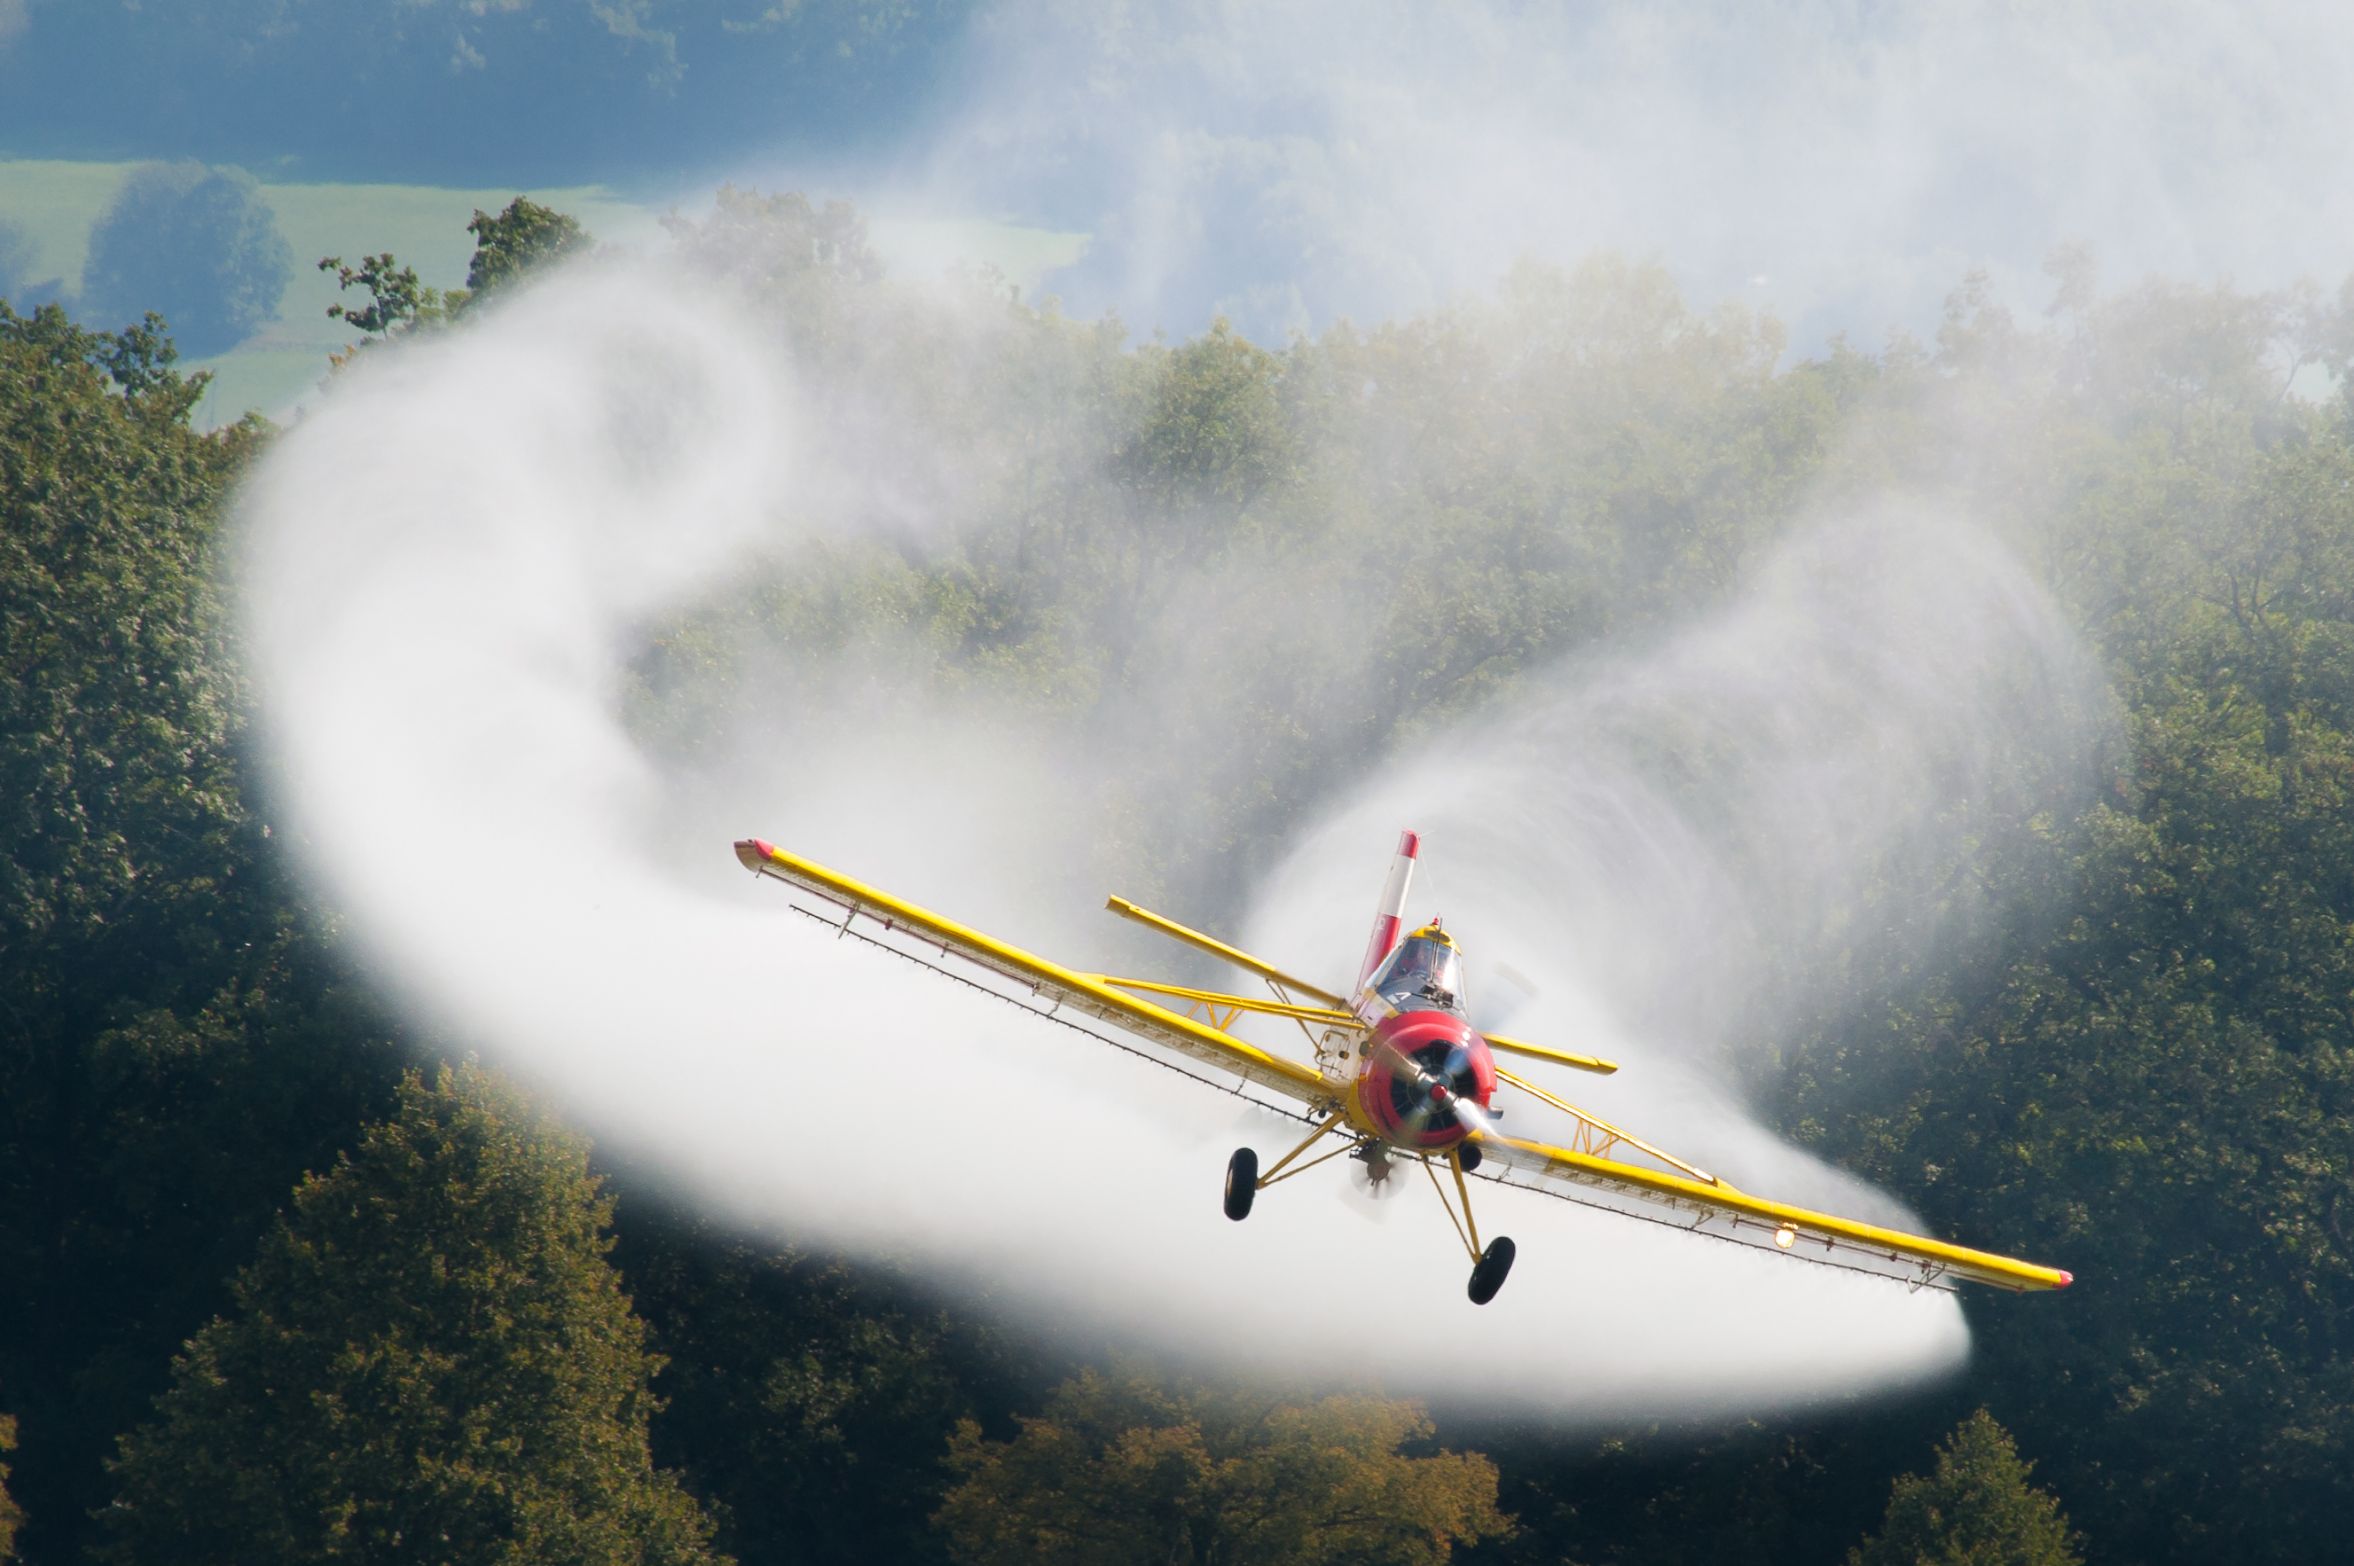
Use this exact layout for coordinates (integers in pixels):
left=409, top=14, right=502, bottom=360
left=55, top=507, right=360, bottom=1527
left=1224, top=1148, right=1259, bottom=1221
left=1456, top=1141, right=1483, bottom=1173
left=1468, top=1235, right=1516, bottom=1305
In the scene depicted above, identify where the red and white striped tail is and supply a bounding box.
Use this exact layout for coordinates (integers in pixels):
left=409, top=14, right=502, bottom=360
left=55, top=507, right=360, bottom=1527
left=1355, top=829, right=1421, bottom=989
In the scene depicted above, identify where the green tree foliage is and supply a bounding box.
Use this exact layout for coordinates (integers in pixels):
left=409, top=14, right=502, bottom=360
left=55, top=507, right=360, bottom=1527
left=614, top=1201, right=1008, bottom=1566
left=659, top=185, right=887, bottom=369
left=1848, top=1411, right=2080, bottom=1566
left=0, top=298, right=412, bottom=1562
left=662, top=185, right=883, bottom=294
left=79, top=162, right=292, bottom=357
left=934, top=1367, right=1508, bottom=1566
left=318, top=252, right=453, bottom=341
left=1115, top=317, right=1294, bottom=519
left=0, top=1410, right=21, bottom=1562
left=16, top=190, right=2354, bottom=1566
left=464, top=196, right=592, bottom=299
left=1768, top=272, right=2354, bottom=1565
left=319, top=198, right=593, bottom=363
left=101, top=1064, right=726, bottom=1566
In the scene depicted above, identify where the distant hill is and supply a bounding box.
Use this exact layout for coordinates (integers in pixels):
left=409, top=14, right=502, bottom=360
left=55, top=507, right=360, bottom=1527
left=0, top=159, right=1080, bottom=427
left=0, top=0, right=971, bottom=187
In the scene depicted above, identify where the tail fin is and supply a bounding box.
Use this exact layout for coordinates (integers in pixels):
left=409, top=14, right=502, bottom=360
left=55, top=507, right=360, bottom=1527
left=1355, top=830, right=1421, bottom=989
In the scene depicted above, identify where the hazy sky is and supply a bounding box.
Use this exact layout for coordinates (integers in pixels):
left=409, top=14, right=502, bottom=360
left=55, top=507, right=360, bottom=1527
left=898, top=0, right=2354, bottom=342
left=8, top=1, right=2350, bottom=345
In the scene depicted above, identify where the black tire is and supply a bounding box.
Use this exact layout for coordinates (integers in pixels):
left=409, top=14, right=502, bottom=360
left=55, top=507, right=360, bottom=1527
left=1468, top=1235, right=1516, bottom=1304
left=1224, top=1147, right=1259, bottom=1221
left=1457, top=1141, right=1483, bottom=1174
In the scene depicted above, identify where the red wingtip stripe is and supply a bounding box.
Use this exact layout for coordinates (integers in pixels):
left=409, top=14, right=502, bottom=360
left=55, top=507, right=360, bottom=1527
left=733, top=838, right=776, bottom=873
left=1398, top=829, right=1420, bottom=858
left=2057, top=1270, right=2074, bottom=1288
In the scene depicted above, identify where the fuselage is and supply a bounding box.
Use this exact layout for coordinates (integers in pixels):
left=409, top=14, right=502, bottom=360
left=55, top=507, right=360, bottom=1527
left=1347, top=925, right=1498, bottom=1150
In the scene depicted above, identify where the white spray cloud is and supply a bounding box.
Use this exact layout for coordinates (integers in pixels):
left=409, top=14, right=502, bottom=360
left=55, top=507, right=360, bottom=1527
left=885, top=0, right=2354, bottom=344
left=239, top=247, right=2105, bottom=1420
left=1247, top=516, right=2107, bottom=1212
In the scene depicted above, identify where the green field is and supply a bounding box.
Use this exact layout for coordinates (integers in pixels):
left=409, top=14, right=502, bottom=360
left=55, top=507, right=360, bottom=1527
left=0, top=159, right=652, bottom=424
left=0, top=159, right=1085, bottom=428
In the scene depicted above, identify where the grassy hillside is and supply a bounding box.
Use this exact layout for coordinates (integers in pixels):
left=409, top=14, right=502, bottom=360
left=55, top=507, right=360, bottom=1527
left=0, top=159, right=1084, bottom=427
left=0, top=159, right=648, bottom=422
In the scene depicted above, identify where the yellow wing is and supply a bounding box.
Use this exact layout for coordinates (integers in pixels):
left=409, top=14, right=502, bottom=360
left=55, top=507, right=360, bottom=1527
left=1482, top=1032, right=1619, bottom=1075
left=1470, top=1066, right=2070, bottom=1292
left=734, top=838, right=2068, bottom=1293
left=733, top=839, right=1327, bottom=1107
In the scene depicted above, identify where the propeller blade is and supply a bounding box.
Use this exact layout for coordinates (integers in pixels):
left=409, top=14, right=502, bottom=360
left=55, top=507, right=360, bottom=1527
left=1477, top=961, right=1541, bottom=1036
left=1348, top=1144, right=1403, bottom=1201
left=1472, top=965, right=1620, bottom=1075
left=1374, top=1034, right=1496, bottom=1145
left=1448, top=1094, right=1499, bottom=1138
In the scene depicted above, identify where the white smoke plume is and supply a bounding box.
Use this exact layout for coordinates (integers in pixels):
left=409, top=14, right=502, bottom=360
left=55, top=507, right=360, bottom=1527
left=240, top=243, right=2101, bottom=1420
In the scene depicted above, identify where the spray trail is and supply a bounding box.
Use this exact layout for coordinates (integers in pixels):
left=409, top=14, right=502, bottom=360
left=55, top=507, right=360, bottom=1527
left=241, top=256, right=2095, bottom=1420
left=1246, top=518, right=2107, bottom=1217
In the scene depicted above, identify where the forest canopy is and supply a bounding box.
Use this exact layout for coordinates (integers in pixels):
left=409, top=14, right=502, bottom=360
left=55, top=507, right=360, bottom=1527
left=4, top=196, right=2353, bottom=1566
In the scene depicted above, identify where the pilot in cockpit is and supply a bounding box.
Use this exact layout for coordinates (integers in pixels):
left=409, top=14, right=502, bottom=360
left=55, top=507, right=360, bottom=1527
left=1373, top=921, right=1467, bottom=1013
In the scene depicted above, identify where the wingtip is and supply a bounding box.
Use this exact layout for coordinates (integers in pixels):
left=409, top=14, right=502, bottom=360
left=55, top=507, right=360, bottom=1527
left=2057, top=1269, right=2074, bottom=1289
left=733, top=838, right=775, bottom=872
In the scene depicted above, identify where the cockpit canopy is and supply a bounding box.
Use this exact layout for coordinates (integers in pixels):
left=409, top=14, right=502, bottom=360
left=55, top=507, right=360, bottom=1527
left=1371, top=926, right=1467, bottom=1014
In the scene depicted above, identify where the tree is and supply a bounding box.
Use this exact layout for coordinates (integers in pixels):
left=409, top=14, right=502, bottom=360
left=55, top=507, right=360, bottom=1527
left=934, top=1367, right=1508, bottom=1566
left=0, top=1409, right=20, bottom=1562
left=0, top=298, right=363, bottom=1562
left=1847, top=1410, right=2080, bottom=1566
left=79, top=162, right=292, bottom=357
left=661, top=185, right=883, bottom=294
left=100, top=1064, right=726, bottom=1566
left=612, top=1200, right=1003, bottom=1566
left=464, top=196, right=592, bottom=300
left=1114, top=317, right=1294, bottom=525
left=318, top=252, right=453, bottom=341
left=657, top=185, right=885, bottom=368
left=318, top=200, right=590, bottom=363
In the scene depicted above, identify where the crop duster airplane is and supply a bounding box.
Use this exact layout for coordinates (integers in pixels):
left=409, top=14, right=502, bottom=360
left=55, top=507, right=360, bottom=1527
left=734, top=831, right=2072, bottom=1305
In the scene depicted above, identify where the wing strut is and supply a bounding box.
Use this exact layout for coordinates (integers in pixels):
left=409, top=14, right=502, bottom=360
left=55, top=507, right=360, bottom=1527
left=1492, top=1065, right=1720, bottom=1185
left=1102, top=896, right=1348, bottom=1008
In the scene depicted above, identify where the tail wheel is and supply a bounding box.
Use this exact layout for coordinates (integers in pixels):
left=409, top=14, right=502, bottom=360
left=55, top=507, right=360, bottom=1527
left=1468, top=1235, right=1516, bottom=1305
left=1223, top=1147, right=1259, bottom=1221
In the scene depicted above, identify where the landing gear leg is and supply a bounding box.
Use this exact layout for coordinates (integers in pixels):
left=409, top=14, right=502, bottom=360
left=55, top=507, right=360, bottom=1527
left=1225, top=1110, right=1349, bottom=1222
left=1430, top=1145, right=1516, bottom=1305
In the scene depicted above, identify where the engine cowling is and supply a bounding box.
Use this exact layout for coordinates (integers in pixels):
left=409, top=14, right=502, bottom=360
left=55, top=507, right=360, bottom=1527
left=1355, top=1010, right=1497, bottom=1150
